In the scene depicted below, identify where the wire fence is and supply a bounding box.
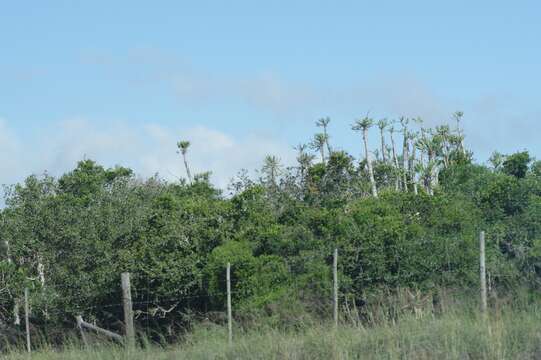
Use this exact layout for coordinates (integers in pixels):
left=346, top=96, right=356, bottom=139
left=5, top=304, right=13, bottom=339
left=1, top=233, right=499, bottom=353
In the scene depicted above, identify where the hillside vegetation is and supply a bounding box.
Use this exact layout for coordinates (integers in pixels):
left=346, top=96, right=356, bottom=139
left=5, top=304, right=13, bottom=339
left=2, top=114, right=541, bottom=354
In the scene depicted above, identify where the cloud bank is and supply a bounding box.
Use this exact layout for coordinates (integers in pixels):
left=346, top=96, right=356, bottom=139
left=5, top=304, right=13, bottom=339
left=0, top=118, right=296, bottom=191
left=3, top=51, right=541, bottom=194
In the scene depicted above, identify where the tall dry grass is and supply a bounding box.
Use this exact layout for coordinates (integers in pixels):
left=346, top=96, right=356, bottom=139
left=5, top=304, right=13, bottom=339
left=4, top=290, right=541, bottom=359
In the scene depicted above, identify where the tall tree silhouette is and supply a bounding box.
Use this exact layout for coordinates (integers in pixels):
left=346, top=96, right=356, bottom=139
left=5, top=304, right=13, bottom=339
left=453, top=111, right=465, bottom=155
left=311, top=133, right=328, bottom=165
left=262, top=155, right=282, bottom=188
left=352, top=117, right=378, bottom=198
left=177, top=140, right=193, bottom=184
left=316, top=117, right=333, bottom=156
left=400, top=117, right=410, bottom=192
left=377, top=119, right=389, bottom=163
left=389, top=122, right=401, bottom=191
left=295, top=144, right=314, bottom=185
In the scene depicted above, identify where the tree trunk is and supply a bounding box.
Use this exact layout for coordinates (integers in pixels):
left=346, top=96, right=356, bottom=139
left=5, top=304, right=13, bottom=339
left=390, top=131, right=400, bottom=191
left=380, top=128, right=387, bottom=163
left=442, top=138, right=450, bottom=168
left=182, top=154, right=193, bottom=184
left=432, top=166, right=440, bottom=190
left=14, top=300, right=20, bottom=326
left=427, top=150, right=435, bottom=196
left=456, top=118, right=466, bottom=156
left=4, top=240, right=20, bottom=325
left=37, top=256, right=45, bottom=287
left=402, top=132, right=409, bottom=192
left=410, top=137, right=418, bottom=195
left=363, top=129, right=378, bottom=198
left=324, top=129, right=332, bottom=158
left=4, top=240, right=11, bottom=263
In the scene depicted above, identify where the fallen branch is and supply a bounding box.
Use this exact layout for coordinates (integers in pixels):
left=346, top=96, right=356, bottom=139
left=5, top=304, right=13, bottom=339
left=75, top=315, right=123, bottom=342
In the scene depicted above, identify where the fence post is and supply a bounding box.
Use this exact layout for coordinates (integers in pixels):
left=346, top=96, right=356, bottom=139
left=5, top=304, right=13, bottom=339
left=5, top=240, right=21, bottom=326
left=24, top=288, right=31, bottom=353
left=227, top=262, right=233, bottom=346
left=333, top=248, right=339, bottom=329
left=121, top=272, right=135, bottom=348
left=76, top=316, right=89, bottom=347
left=480, top=231, right=488, bottom=314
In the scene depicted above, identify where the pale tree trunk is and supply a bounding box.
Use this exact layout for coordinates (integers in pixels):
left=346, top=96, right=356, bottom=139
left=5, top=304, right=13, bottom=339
left=426, top=150, right=435, bottom=196
left=380, top=128, right=387, bottom=163
left=427, top=165, right=439, bottom=196
left=419, top=130, right=426, bottom=167
left=458, top=126, right=465, bottom=156
left=425, top=171, right=434, bottom=196
left=37, top=255, right=49, bottom=319
left=320, top=148, right=326, bottom=165
left=4, top=240, right=20, bottom=325
left=268, top=165, right=279, bottom=190
left=432, top=166, right=440, bottom=190
left=182, top=154, right=193, bottom=184
left=410, top=138, right=418, bottom=195
left=363, top=129, right=378, bottom=198
left=456, top=118, right=466, bottom=156
left=4, top=240, right=11, bottom=263
left=421, top=152, right=429, bottom=194
left=37, top=256, right=45, bottom=286
left=402, top=132, right=409, bottom=192
left=13, top=300, right=20, bottom=326
left=390, top=131, right=400, bottom=191
left=324, top=129, right=332, bottom=157
left=442, top=137, right=450, bottom=168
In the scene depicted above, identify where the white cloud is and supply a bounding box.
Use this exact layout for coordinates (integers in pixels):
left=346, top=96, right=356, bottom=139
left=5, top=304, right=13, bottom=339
left=0, top=118, right=295, bottom=191
left=171, top=70, right=321, bottom=117
left=0, top=118, right=25, bottom=185
left=139, top=124, right=295, bottom=188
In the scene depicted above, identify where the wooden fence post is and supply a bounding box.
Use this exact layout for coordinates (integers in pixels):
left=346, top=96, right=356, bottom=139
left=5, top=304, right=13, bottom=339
left=76, top=315, right=89, bottom=347
left=333, top=248, right=339, bottom=329
left=227, top=262, right=233, bottom=346
left=121, top=272, right=135, bottom=348
left=4, top=240, right=21, bottom=326
left=480, top=231, right=488, bottom=314
left=24, top=288, right=31, bottom=353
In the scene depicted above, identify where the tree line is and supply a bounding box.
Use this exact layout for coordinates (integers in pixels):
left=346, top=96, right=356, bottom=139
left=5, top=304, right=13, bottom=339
left=1, top=113, right=541, bottom=342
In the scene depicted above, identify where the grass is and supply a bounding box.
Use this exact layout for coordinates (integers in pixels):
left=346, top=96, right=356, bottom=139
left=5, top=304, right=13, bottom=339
left=4, top=299, right=541, bottom=360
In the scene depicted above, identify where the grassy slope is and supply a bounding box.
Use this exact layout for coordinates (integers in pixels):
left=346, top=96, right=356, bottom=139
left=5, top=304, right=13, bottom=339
left=5, top=303, right=541, bottom=360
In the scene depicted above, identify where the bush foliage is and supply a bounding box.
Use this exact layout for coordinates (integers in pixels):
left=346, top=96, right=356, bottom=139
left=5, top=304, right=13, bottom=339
left=1, top=117, right=541, bottom=341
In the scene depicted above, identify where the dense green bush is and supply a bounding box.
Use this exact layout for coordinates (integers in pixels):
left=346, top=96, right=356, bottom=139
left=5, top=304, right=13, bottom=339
left=1, top=142, right=541, bottom=342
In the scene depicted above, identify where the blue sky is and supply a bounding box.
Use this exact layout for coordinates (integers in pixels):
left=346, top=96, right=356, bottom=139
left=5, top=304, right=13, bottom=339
left=1, top=1, right=540, bottom=187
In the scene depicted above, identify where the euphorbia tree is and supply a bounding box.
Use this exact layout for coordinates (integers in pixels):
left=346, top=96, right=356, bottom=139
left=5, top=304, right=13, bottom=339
left=388, top=122, right=401, bottom=191
left=400, top=117, right=410, bottom=192
left=316, top=117, right=333, bottom=157
left=416, top=131, right=442, bottom=195
left=377, top=118, right=389, bottom=163
left=177, top=140, right=193, bottom=185
left=352, top=116, right=378, bottom=198
left=262, top=155, right=282, bottom=188
left=453, top=111, right=465, bottom=155
left=311, top=133, right=328, bottom=165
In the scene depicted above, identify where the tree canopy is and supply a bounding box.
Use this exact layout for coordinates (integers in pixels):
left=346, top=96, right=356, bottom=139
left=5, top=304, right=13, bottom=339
left=1, top=114, right=540, bottom=341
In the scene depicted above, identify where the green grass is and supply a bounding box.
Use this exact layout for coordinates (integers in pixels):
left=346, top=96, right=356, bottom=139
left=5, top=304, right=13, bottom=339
left=5, top=301, right=541, bottom=360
